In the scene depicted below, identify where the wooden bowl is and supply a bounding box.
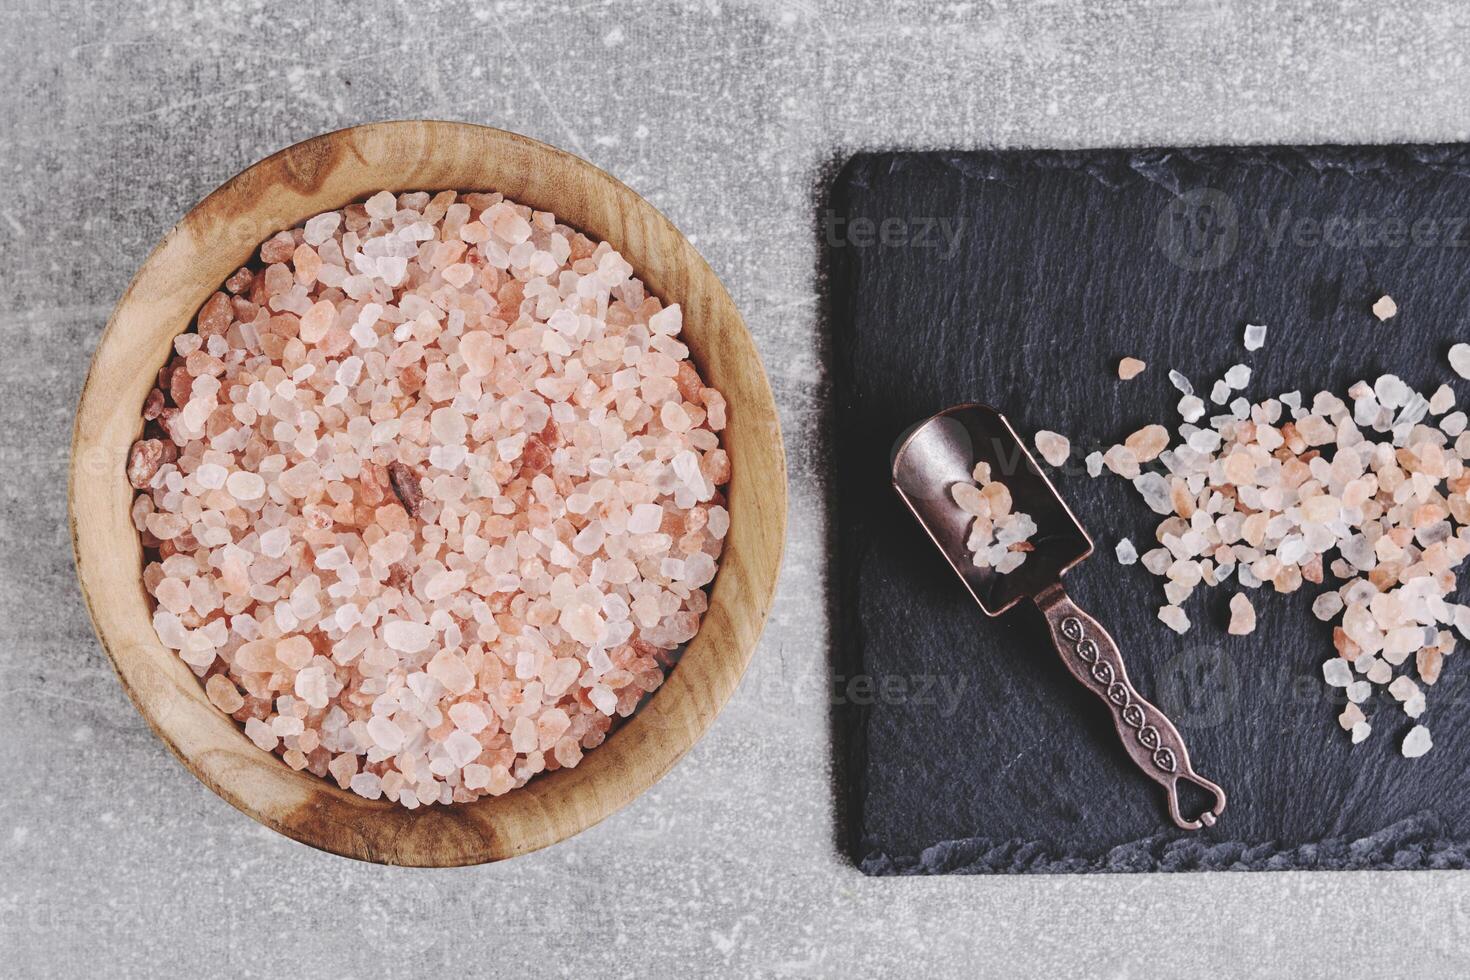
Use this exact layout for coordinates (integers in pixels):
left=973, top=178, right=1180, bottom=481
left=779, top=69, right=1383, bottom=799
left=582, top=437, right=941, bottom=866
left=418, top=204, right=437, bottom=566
left=69, top=121, right=787, bottom=866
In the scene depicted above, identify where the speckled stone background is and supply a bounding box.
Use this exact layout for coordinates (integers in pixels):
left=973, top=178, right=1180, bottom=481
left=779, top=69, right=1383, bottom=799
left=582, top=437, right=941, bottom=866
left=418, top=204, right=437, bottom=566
left=7, top=0, right=1470, bottom=976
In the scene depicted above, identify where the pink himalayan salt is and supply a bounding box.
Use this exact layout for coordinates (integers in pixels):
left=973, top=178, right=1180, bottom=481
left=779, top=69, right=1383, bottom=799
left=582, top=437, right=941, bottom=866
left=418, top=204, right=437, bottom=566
left=130, top=189, right=731, bottom=808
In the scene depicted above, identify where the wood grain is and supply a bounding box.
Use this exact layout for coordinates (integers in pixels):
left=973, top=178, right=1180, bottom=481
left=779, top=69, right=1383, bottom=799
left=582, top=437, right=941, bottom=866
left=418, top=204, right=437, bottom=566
left=69, top=121, right=787, bottom=866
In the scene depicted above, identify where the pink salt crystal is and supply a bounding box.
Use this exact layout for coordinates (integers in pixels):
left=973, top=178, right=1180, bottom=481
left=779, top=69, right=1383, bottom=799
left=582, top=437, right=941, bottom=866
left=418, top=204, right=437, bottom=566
left=205, top=674, right=244, bottom=713
left=155, top=577, right=191, bottom=615
left=1124, top=425, right=1169, bottom=463
left=510, top=716, right=538, bottom=753
left=1118, top=357, right=1147, bottom=380
left=275, top=635, right=314, bottom=670
left=299, top=300, right=335, bottom=343
left=367, top=716, right=405, bottom=752
left=448, top=701, right=489, bottom=733
left=1034, top=430, right=1070, bottom=467
left=328, top=753, right=357, bottom=788
left=1227, top=593, right=1256, bottom=635
left=445, top=730, right=483, bottom=768
left=442, top=263, right=475, bottom=289
left=426, top=650, right=475, bottom=695
left=490, top=207, right=533, bottom=244
left=459, top=331, right=496, bottom=376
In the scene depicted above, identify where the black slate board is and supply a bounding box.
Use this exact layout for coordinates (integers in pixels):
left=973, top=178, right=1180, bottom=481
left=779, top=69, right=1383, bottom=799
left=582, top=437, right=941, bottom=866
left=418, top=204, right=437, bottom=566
left=831, top=146, right=1470, bottom=874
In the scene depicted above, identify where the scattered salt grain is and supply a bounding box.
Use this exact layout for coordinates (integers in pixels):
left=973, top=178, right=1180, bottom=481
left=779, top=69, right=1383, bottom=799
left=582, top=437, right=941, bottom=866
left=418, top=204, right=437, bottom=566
left=1223, top=364, right=1251, bottom=390
left=1323, top=659, right=1353, bottom=688
left=1168, top=370, right=1194, bottom=396
left=1115, top=538, right=1138, bottom=565
left=1227, top=593, right=1256, bottom=635
left=1158, top=605, right=1190, bottom=634
left=1243, top=323, right=1267, bottom=351
left=1451, top=343, right=1470, bottom=379
left=1034, top=430, right=1071, bottom=467
left=1402, top=725, right=1433, bottom=758
left=1372, top=295, right=1398, bottom=321
left=1118, top=357, right=1146, bottom=380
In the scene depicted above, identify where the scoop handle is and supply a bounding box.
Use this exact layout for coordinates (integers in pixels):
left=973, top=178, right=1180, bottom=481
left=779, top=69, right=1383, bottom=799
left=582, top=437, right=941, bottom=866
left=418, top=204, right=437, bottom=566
left=1035, top=583, right=1226, bottom=831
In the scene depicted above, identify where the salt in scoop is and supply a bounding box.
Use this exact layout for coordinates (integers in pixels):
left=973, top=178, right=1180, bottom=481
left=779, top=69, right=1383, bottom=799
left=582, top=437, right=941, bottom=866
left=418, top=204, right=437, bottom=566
left=892, top=403, right=1226, bottom=830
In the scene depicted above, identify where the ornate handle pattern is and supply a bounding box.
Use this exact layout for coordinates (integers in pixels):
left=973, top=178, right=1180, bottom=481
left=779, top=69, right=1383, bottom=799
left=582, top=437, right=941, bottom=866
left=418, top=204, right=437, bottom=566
left=1037, top=584, right=1226, bottom=831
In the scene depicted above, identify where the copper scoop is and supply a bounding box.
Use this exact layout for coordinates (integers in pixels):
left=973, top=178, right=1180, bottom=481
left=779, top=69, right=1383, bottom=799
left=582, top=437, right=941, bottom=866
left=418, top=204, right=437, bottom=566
left=891, top=403, right=1226, bottom=831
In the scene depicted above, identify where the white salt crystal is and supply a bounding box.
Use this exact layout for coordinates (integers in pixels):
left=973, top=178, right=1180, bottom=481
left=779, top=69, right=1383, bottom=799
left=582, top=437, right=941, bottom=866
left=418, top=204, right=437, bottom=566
left=1168, top=370, right=1194, bottom=396
left=1311, top=592, right=1343, bottom=621
left=1243, top=323, right=1267, bottom=351
left=1209, top=380, right=1230, bottom=405
left=1402, top=724, right=1433, bottom=758
left=1351, top=721, right=1371, bottom=744
left=628, top=503, right=664, bottom=534
left=1085, top=451, right=1104, bottom=477
left=1178, top=395, right=1206, bottom=423
left=1374, top=374, right=1409, bottom=408
left=1224, top=364, right=1251, bottom=390
left=225, top=470, right=265, bottom=501
left=195, top=463, right=227, bottom=490
left=367, top=716, right=405, bottom=751
left=1158, top=605, right=1190, bottom=634
left=1443, top=411, right=1467, bottom=437
left=383, top=620, right=433, bottom=653
left=1322, top=658, right=1353, bottom=687
left=304, top=211, right=341, bottom=246
left=1115, top=538, right=1138, bottom=565
left=1372, top=295, right=1397, bottom=321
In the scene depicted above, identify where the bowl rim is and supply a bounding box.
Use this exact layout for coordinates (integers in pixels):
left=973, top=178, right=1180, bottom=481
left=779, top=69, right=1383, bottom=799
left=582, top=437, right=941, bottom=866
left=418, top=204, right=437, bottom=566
left=69, top=119, right=787, bottom=865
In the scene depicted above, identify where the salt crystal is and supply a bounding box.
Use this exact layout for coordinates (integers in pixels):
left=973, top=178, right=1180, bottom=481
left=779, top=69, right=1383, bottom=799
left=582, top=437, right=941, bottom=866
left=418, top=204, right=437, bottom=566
left=1115, top=538, right=1138, bottom=565
left=1158, top=605, right=1190, bottom=634
left=1034, top=430, right=1070, bottom=467
left=1371, top=295, right=1397, bottom=321
left=1243, top=323, right=1267, bottom=351
left=1227, top=593, right=1256, bottom=635
left=367, top=716, right=405, bottom=752
left=1402, top=724, right=1432, bottom=758
left=1311, top=592, right=1343, bottom=621
left=1210, top=380, right=1230, bottom=405
left=1085, top=451, right=1104, bottom=478
left=225, top=471, right=265, bottom=501
left=627, top=503, right=664, bottom=535
left=1118, top=357, right=1146, bottom=380
left=1323, top=659, right=1353, bottom=687
left=383, top=620, right=433, bottom=653
left=1223, top=364, right=1251, bottom=390
left=304, top=211, right=341, bottom=246
left=1168, top=370, right=1194, bottom=396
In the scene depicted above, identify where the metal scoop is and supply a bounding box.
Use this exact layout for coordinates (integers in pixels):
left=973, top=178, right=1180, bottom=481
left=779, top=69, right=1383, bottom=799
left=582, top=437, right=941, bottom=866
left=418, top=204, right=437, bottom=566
left=891, top=403, right=1226, bottom=831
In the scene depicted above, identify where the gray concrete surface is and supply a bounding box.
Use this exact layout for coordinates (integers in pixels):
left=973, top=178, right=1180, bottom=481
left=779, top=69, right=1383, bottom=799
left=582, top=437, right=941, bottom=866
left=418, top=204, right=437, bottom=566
left=5, top=0, right=1470, bottom=976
